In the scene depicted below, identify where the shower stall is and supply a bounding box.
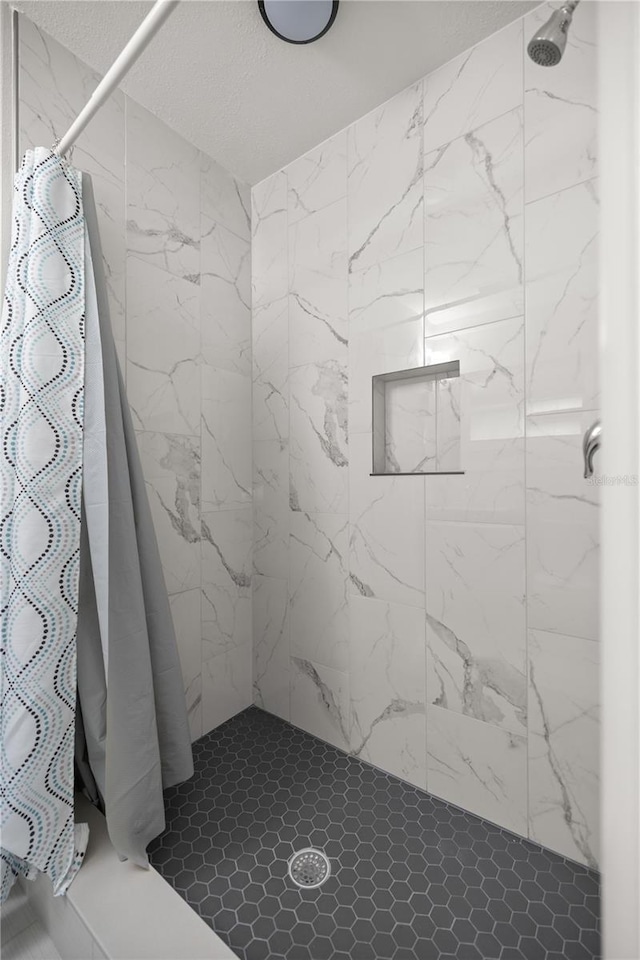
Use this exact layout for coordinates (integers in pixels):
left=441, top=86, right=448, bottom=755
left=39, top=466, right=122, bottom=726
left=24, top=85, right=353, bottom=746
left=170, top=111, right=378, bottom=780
left=1, top=0, right=638, bottom=958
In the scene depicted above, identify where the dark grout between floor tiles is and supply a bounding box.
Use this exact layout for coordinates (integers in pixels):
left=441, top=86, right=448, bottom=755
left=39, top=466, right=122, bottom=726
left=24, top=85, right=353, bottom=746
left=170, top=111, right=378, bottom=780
left=149, top=706, right=600, bottom=960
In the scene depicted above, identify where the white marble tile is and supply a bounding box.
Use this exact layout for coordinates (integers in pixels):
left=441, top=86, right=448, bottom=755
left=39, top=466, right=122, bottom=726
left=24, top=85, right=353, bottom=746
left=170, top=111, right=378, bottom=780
left=427, top=705, right=527, bottom=836
left=290, top=361, right=348, bottom=515
left=201, top=219, right=251, bottom=377
left=436, top=376, right=462, bottom=472
left=126, top=99, right=200, bottom=283
left=201, top=508, right=252, bottom=660
left=252, top=171, right=288, bottom=308
left=253, top=439, right=289, bottom=581
left=349, top=597, right=426, bottom=789
left=19, top=18, right=126, bottom=343
left=526, top=179, right=599, bottom=417
left=382, top=376, right=437, bottom=474
left=526, top=412, right=600, bottom=641
left=289, top=199, right=348, bottom=367
left=201, top=367, right=252, bottom=511
left=290, top=512, right=349, bottom=672
left=424, top=315, right=525, bottom=524
left=126, top=257, right=200, bottom=436
left=348, top=248, right=424, bottom=436
left=424, top=108, right=523, bottom=335
left=184, top=675, right=202, bottom=744
left=168, top=589, right=202, bottom=741
left=349, top=247, right=424, bottom=337
left=423, top=18, right=523, bottom=153
left=348, top=82, right=423, bottom=274
left=426, top=521, right=527, bottom=736
left=253, top=297, right=289, bottom=444
left=252, top=575, right=290, bottom=721
left=290, top=657, right=349, bottom=751
left=89, top=175, right=126, bottom=346
left=351, top=317, right=426, bottom=442
left=528, top=629, right=599, bottom=868
left=349, top=432, right=425, bottom=608
left=136, top=432, right=201, bottom=595
left=524, top=1, right=597, bottom=204
left=287, top=130, right=347, bottom=225
left=202, top=642, right=253, bottom=735
left=201, top=152, right=250, bottom=241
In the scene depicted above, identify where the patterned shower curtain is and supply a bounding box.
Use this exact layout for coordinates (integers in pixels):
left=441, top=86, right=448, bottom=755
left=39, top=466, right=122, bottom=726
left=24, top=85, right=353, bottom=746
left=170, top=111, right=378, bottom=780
left=0, top=149, right=89, bottom=901
left=1, top=149, right=194, bottom=905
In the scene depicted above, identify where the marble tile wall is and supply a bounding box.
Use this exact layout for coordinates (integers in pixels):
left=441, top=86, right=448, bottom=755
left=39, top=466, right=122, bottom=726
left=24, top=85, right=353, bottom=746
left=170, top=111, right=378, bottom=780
left=16, top=3, right=599, bottom=872
left=252, top=2, right=600, bottom=867
left=19, top=17, right=253, bottom=744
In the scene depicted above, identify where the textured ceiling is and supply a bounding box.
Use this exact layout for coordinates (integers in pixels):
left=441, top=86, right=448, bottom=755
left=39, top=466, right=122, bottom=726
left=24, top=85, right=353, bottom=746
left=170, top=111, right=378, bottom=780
left=13, top=0, right=537, bottom=184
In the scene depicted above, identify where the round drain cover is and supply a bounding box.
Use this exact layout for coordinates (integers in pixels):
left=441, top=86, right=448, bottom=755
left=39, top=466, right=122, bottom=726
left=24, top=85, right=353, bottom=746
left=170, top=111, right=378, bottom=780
left=288, top=848, right=331, bottom=888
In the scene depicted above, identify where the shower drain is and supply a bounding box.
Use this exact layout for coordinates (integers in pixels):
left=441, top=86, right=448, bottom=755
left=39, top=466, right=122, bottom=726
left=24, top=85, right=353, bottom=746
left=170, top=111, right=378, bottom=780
left=287, top=848, right=331, bottom=888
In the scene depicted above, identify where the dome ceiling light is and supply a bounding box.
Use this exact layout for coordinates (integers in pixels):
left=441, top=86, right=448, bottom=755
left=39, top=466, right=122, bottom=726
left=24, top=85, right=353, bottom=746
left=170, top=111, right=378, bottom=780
left=258, top=0, right=339, bottom=44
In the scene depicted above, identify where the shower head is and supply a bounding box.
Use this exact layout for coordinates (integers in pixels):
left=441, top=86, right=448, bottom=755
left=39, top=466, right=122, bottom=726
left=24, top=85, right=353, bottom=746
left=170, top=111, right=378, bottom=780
left=527, top=1, right=579, bottom=66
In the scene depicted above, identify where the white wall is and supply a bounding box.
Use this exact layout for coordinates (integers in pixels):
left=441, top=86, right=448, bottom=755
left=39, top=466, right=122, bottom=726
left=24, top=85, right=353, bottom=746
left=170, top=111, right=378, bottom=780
left=17, top=16, right=254, bottom=742
left=251, top=2, right=600, bottom=867
left=599, top=2, right=640, bottom=955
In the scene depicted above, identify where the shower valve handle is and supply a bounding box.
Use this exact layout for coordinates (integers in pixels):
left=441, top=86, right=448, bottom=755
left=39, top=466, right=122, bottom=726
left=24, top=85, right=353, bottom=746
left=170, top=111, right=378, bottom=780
left=583, top=420, right=601, bottom=479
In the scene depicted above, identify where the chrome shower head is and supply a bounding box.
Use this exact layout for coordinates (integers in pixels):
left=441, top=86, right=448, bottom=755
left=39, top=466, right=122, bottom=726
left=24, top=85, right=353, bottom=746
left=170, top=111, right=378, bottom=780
left=527, top=1, right=579, bottom=66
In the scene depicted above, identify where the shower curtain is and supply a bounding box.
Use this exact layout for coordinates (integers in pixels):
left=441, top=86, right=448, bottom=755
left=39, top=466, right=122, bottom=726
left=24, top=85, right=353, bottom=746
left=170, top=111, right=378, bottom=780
left=0, top=148, right=193, bottom=903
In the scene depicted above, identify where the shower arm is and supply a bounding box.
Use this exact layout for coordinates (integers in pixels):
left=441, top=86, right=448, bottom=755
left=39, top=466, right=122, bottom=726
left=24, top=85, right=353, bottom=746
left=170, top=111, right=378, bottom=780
left=52, top=0, right=179, bottom=159
left=558, top=0, right=581, bottom=25
left=554, top=1, right=580, bottom=33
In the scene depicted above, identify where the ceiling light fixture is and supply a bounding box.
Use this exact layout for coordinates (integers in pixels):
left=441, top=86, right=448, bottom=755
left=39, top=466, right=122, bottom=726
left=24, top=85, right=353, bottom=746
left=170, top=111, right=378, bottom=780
left=258, top=0, right=339, bottom=44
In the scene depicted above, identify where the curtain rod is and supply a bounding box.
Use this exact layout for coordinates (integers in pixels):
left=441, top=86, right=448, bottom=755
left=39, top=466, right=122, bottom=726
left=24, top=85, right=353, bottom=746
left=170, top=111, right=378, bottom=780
left=53, top=0, right=179, bottom=159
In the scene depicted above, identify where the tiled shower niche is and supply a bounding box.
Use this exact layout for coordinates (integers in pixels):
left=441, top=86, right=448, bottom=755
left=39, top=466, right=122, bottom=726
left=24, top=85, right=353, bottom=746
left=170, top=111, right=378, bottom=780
left=371, top=361, right=463, bottom=476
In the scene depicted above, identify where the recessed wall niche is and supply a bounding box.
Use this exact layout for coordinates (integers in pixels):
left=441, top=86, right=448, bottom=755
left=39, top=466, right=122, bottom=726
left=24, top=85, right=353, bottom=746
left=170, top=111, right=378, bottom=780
left=371, top=361, right=463, bottom=476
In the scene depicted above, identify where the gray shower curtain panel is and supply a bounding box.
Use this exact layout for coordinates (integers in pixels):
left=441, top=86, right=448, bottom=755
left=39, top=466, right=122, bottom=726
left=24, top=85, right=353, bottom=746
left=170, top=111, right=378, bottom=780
left=75, top=175, right=193, bottom=868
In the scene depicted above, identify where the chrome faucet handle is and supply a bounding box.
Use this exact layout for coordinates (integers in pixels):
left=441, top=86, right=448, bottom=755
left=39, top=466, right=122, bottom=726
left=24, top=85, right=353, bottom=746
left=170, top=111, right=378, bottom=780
left=583, top=419, right=601, bottom=479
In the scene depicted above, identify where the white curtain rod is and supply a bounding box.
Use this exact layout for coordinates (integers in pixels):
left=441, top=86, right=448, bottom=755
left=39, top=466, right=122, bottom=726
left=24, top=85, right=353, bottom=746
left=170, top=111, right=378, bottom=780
left=53, top=0, right=179, bottom=158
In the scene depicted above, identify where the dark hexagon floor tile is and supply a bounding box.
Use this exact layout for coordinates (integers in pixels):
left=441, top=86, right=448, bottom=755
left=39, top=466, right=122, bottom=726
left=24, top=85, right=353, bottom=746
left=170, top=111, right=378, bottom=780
left=149, top=706, right=601, bottom=960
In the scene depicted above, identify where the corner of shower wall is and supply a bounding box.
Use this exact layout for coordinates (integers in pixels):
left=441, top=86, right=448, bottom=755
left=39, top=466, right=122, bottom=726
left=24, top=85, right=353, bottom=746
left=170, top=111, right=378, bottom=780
left=0, top=3, right=15, bottom=290
left=250, top=0, right=600, bottom=870
left=15, top=12, right=254, bottom=748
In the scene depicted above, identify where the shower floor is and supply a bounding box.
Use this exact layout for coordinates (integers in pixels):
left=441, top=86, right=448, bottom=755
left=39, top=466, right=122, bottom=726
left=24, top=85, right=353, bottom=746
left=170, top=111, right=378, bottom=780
left=148, top=707, right=600, bottom=960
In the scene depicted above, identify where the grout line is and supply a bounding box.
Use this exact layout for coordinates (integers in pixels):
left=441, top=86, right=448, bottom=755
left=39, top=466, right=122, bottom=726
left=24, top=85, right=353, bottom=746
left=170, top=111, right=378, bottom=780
left=526, top=407, right=600, bottom=422
left=522, top=17, right=532, bottom=846
left=423, top=517, right=526, bottom=530
left=423, top=309, right=524, bottom=342
left=247, top=701, right=597, bottom=874
left=247, top=178, right=255, bottom=714
left=525, top=172, right=599, bottom=209
left=344, top=119, right=352, bottom=749
left=425, top=102, right=524, bottom=161
left=197, top=143, right=204, bottom=741
left=285, top=170, right=293, bottom=727
left=421, top=74, right=430, bottom=795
